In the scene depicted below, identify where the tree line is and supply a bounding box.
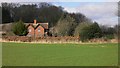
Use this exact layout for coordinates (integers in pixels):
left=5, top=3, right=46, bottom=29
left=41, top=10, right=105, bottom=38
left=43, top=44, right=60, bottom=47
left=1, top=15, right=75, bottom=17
left=1, top=2, right=119, bottom=42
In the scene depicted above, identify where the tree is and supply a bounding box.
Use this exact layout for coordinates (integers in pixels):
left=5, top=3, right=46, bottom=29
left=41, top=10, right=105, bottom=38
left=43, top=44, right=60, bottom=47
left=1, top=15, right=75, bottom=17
left=55, top=14, right=77, bottom=36
left=2, top=6, right=12, bottom=23
left=2, top=3, right=18, bottom=23
left=12, top=4, right=38, bottom=22
left=74, top=22, right=92, bottom=37
left=37, top=5, right=63, bottom=27
left=2, top=3, right=91, bottom=28
left=90, top=22, right=102, bottom=38
left=100, top=25, right=116, bottom=39
left=113, top=25, right=120, bottom=39
left=0, top=6, right=2, bottom=23
left=69, top=13, right=91, bottom=24
left=12, top=20, right=27, bottom=36
left=77, top=22, right=102, bottom=42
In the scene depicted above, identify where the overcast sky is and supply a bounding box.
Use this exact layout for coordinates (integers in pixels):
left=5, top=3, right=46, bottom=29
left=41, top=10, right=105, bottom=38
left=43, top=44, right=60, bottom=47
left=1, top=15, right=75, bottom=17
left=0, top=0, right=119, bottom=26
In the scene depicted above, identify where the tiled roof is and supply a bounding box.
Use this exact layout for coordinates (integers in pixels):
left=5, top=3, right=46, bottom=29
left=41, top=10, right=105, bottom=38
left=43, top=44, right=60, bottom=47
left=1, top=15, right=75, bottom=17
left=26, top=23, right=48, bottom=29
left=38, top=23, right=48, bottom=29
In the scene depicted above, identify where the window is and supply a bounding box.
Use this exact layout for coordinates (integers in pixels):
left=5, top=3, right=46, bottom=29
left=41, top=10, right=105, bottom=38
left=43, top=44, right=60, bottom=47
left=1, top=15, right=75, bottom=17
left=38, top=28, right=40, bottom=32
left=29, top=29, right=31, bottom=32
left=28, top=34, right=31, bottom=37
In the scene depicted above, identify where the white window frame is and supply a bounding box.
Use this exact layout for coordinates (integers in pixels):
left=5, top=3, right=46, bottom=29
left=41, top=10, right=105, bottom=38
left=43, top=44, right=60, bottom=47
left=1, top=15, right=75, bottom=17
left=29, top=29, right=31, bottom=32
left=28, top=34, right=31, bottom=37
left=38, top=28, right=40, bottom=32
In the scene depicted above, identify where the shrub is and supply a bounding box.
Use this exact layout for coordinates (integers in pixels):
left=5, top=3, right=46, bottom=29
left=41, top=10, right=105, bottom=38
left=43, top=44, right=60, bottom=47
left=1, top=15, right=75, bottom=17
left=79, top=22, right=102, bottom=42
left=104, top=34, right=114, bottom=39
left=55, top=14, right=77, bottom=36
left=74, top=22, right=91, bottom=37
left=12, top=20, right=28, bottom=36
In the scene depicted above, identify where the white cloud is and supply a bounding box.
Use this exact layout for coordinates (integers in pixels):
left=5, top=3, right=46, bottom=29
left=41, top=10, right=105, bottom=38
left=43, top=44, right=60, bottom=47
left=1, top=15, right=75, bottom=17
left=96, top=16, right=118, bottom=26
left=0, top=0, right=118, bottom=26
left=0, top=0, right=119, bottom=3
left=0, top=0, right=56, bottom=3
left=78, top=3, right=117, bottom=17
left=64, top=7, right=78, bottom=13
left=64, top=2, right=118, bottom=26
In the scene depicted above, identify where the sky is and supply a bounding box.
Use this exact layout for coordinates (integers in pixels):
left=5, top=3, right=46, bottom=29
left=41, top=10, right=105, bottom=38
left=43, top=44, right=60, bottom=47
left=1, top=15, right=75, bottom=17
left=52, top=2, right=118, bottom=26
left=0, top=0, right=119, bottom=2
left=0, top=0, right=119, bottom=26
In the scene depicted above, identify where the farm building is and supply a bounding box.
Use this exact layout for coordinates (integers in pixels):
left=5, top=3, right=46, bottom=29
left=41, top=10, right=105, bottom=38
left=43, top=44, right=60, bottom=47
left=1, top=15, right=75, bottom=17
left=27, top=20, right=49, bottom=37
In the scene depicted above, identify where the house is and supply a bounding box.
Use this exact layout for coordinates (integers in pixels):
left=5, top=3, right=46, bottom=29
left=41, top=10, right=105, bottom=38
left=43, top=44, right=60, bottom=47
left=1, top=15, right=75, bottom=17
left=27, top=20, right=48, bottom=37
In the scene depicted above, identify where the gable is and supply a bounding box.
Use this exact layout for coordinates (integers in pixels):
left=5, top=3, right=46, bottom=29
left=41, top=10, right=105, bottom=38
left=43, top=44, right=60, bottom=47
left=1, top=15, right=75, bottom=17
left=38, top=23, right=48, bottom=29
left=27, top=24, right=34, bottom=29
left=28, top=25, right=34, bottom=29
left=35, top=25, right=44, bottom=30
left=26, top=22, right=48, bottom=30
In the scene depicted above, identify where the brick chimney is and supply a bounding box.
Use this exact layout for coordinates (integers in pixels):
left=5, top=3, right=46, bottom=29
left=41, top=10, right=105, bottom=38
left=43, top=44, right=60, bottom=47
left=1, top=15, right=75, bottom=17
left=34, top=19, right=37, bottom=24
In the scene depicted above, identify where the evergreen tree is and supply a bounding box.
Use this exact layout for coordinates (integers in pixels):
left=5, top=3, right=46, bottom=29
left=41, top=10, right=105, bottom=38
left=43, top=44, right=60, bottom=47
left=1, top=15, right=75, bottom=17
left=12, top=20, right=27, bottom=36
left=76, top=22, right=102, bottom=42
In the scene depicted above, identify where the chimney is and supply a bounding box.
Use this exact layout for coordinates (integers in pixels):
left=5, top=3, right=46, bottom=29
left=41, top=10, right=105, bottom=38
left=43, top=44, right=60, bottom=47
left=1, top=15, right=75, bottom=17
left=34, top=19, right=37, bottom=24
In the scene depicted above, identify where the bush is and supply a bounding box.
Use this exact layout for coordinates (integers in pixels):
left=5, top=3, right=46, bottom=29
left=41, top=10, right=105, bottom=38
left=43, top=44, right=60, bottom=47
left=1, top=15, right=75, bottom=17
left=55, top=14, right=77, bottom=36
left=74, top=22, right=91, bottom=37
left=12, top=20, right=28, bottom=36
left=104, top=34, right=114, bottom=39
left=79, top=22, right=102, bottom=42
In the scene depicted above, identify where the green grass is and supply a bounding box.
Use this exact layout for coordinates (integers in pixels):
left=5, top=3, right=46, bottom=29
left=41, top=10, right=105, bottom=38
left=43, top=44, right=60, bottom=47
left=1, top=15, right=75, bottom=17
left=2, top=42, right=118, bottom=66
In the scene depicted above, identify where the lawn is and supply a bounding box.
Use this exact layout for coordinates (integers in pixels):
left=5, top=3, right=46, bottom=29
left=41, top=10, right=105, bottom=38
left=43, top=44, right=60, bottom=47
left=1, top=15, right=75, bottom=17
left=2, top=42, right=118, bottom=66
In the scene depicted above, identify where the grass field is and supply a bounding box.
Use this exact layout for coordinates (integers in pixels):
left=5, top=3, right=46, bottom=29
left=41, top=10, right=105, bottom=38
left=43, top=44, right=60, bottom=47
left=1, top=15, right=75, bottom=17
left=2, top=42, right=118, bottom=66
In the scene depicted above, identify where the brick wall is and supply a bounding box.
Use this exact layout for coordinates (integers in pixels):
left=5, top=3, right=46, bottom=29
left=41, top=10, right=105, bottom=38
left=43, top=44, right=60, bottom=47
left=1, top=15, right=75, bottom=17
left=27, top=25, right=35, bottom=37
left=35, top=26, right=44, bottom=37
left=27, top=25, right=45, bottom=37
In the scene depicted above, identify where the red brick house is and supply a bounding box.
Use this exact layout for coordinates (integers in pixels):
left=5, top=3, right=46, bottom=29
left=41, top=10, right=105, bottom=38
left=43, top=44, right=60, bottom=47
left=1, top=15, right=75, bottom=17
left=27, top=20, right=48, bottom=37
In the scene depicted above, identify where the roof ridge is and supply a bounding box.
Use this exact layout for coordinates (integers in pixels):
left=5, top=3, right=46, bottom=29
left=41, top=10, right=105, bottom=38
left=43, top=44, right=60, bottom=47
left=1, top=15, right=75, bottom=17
left=38, top=22, right=48, bottom=24
left=27, top=23, right=48, bottom=29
